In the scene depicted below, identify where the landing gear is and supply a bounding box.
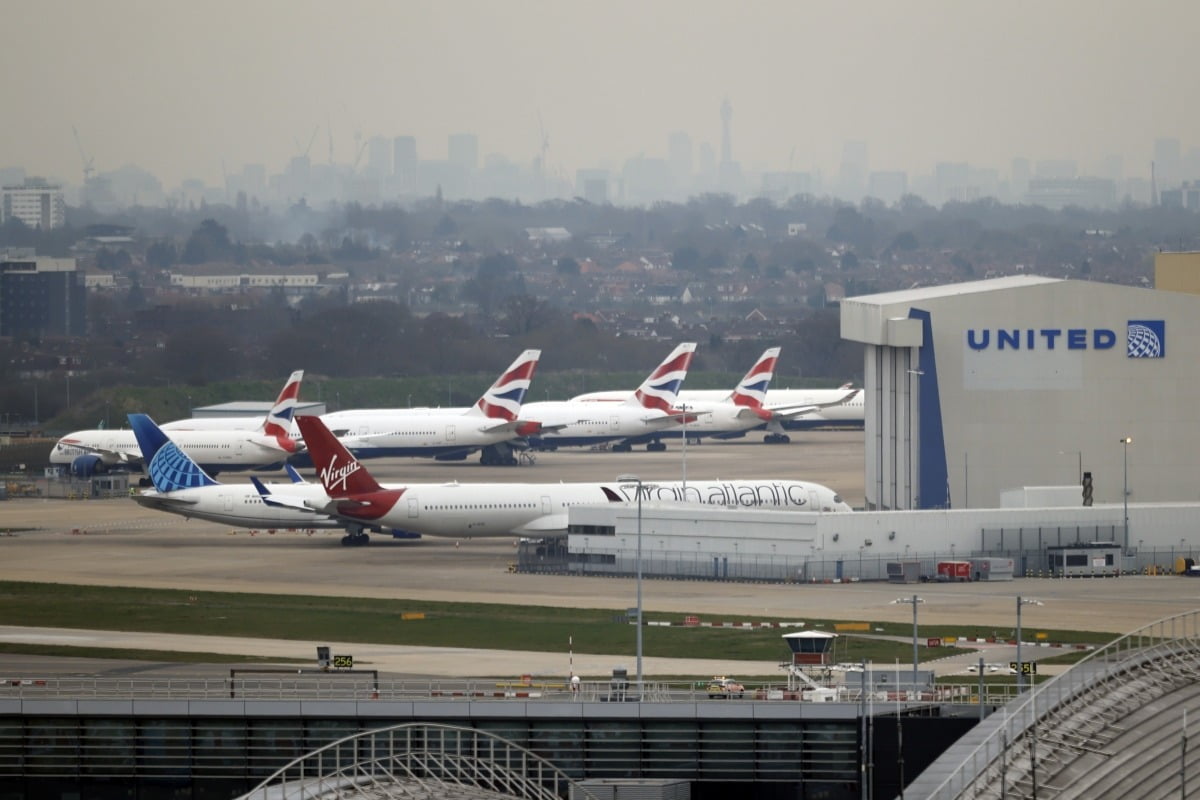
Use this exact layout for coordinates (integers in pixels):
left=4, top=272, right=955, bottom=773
left=479, top=443, right=519, bottom=466
left=340, top=527, right=371, bottom=546
left=646, top=441, right=668, bottom=452
left=764, top=433, right=791, bottom=444
left=611, top=442, right=633, bottom=453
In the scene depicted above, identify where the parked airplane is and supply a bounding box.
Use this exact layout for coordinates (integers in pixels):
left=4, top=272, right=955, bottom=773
left=272, top=414, right=853, bottom=545
left=589, top=347, right=831, bottom=448
left=303, top=349, right=542, bottom=466
left=50, top=372, right=305, bottom=477
left=573, top=365, right=864, bottom=440
left=518, top=343, right=698, bottom=451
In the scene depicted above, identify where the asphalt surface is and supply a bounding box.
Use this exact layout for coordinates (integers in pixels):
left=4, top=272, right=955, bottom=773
left=1, top=433, right=1195, bottom=679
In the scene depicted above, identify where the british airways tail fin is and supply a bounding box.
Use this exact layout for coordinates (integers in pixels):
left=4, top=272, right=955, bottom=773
left=260, top=370, right=304, bottom=438
left=729, top=347, right=781, bottom=409
left=128, top=413, right=219, bottom=491
left=466, top=349, right=540, bottom=421
left=624, top=342, right=697, bottom=413
left=296, top=415, right=383, bottom=498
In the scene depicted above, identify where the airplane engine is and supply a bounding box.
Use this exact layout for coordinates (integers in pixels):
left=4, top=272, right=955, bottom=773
left=70, top=454, right=107, bottom=478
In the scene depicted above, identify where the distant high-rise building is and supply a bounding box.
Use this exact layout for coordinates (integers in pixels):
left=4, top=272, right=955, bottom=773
left=1, top=178, right=66, bottom=230
left=393, top=136, right=418, bottom=189
left=576, top=168, right=612, bottom=204
left=718, top=99, right=741, bottom=193
left=0, top=256, right=85, bottom=337
left=1035, top=159, right=1077, bottom=180
left=934, top=162, right=971, bottom=204
left=1154, top=137, right=1182, bottom=188
left=1025, top=177, right=1116, bottom=210
left=1010, top=157, right=1031, bottom=201
left=761, top=171, right=816, bottom=203
left=448, top=134, right=479, bottom=173
left=365, top=136, right=391, bottom=177
left=668, top=131, right=693, bottom=197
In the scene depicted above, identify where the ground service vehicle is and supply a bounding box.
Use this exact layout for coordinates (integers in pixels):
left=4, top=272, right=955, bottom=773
left=707, top=676, right=745, bottom=699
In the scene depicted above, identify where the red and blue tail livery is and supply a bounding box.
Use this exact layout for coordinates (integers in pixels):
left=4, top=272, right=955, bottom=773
left=730, top=346, right=780, bottom=419
left=261, top=370, right=304, bottom=443
left=471, top=349, right=540, bottom=421
left=630, top=342, right=697, bottom=413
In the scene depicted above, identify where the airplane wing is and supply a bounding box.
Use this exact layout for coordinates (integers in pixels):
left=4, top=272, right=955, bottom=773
left=245, top=438, right=303, bottom=455
left=766, top=389, right=860, bottom=420
left=248, top=478, right=327, bottom=514
left=640, top=408, right=709, bottom=425
left=63, top=442, right=141, bottom=465
left=510, top=419, right=573, bottom=435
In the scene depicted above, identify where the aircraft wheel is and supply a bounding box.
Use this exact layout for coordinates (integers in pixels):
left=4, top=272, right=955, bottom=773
left=647, top=441, right=667, bottom=452
left=612, top=443, right=632, bottom=453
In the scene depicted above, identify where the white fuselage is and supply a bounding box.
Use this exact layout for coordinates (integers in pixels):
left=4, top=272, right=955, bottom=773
left=133, top=478, right=851, bottom=538
left=516, top=400, right=678, bottom=448
left=51, top=428, right=293, bottom=472
left=571, top=388, right=866, bottom=428
left=316, top=409, right=517, bottom=460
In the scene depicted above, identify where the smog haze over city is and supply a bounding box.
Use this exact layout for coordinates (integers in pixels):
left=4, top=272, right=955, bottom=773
left=5, top=0, right=1200, bottom=203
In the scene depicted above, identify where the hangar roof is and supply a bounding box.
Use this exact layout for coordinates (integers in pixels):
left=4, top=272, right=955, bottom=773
left=844, top=275, right=1061, bottom=308
left=840, top=275, right=1065, bottom=346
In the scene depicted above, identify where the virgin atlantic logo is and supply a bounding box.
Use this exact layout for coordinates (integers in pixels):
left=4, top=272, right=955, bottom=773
left=320, top=455, right=359, bottom=493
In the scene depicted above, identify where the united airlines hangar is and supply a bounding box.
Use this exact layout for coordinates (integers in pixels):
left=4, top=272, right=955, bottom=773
left=557, top=275, right=1200, bottom=580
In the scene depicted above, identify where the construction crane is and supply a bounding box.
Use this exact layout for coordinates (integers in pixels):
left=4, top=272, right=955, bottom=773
left=71, top=125, right=95, bottom=183
left=293, top=125, right=319, bottom=161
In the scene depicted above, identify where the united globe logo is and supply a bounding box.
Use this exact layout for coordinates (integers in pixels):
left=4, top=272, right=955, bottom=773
left=1127, top=320, right=1165, bottom=358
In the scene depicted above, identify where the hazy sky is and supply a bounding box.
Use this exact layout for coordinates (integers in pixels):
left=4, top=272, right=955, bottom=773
left=6, top=0, right=1199, bottom=189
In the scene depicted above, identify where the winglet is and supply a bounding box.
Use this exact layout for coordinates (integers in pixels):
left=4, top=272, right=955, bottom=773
left=128, top=413, right=219, bottom=491
left=468, top=349, right=541, bottom=421
left=296, top=415, right=384, bottom=498
left=626, top=342, right=697, bottom=413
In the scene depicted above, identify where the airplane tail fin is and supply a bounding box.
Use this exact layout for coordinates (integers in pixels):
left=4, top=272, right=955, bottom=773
left=128, top=413, right=219, bottom=491
left=467, top=349, right=540, bottom=420
left=729, top=346, right=781, bottom=410
left=259, top=371, right=304, bottom=448
left=624, top=342, right=697, bottom=412
left=296, top=415, right=383, bottom=498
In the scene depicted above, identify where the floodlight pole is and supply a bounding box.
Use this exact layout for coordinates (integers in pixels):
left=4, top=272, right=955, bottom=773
left=1120, top=437, right=1132, bottom=555
left=618, top=473, right=645, bottom=699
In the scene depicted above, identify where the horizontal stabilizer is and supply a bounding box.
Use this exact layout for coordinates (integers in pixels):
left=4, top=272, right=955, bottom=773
left=131, top=493, right=198, bottom=509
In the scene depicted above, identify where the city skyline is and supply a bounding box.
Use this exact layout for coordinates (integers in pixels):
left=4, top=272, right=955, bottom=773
left=5, top=0, right=1200, bottom=195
